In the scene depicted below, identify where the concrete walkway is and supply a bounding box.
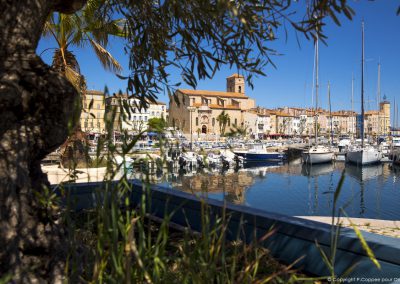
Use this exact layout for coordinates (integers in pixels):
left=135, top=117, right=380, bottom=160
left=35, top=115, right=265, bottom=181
left=297, top=216, right=400, bottom=238
left=42, top=165, right=122, bottom=184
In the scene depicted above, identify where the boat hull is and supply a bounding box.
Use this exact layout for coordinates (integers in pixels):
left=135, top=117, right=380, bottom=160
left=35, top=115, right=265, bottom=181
left=302, top=151, right=333, bottom=164
left=346, top=149, right=382, bottom=165
left=234, top=151, right=285, bottom=162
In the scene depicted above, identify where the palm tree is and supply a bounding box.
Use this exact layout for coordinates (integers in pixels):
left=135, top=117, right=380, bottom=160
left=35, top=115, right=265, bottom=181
left=216, top=111, right=230, bottom=136
left=42, top=0, right=123, bottom=92
left=41, top=0, right=124, bottom=166
left=227, top=124, right=248, bottom=138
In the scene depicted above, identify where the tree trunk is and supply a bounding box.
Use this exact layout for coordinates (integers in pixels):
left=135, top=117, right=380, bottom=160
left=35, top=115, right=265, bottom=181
left=0, top=0, right=86, bottom=282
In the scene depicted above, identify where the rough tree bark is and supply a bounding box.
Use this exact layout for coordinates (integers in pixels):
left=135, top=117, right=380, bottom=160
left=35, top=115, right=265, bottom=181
left=0, top=0, right=86, bottom=282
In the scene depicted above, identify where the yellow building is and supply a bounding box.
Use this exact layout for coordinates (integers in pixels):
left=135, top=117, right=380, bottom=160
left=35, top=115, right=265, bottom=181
left=379, top=100, right=390, bottom=135
left=80, top=90, right=106, bottom=133
left=168, top=74, right=255, bottom=135
left=364, top=100, right=390, bottom=136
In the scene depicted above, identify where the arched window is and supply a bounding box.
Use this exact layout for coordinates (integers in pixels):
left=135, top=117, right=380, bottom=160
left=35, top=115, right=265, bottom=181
left=238, top=86, right=242, bottom=93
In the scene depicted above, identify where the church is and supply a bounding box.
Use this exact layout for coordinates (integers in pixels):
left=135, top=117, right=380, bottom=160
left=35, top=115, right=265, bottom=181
left=168, top=74, right=256, bottom=135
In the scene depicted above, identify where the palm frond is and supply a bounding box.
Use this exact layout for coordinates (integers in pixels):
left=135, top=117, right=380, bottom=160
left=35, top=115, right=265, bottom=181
left=89, top=38, right=122, bottom=74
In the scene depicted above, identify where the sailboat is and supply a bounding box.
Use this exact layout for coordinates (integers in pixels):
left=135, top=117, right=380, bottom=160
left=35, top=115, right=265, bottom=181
left=302, top=34, right=334, bottom=164
left=347, top=22, right=382, bottom=165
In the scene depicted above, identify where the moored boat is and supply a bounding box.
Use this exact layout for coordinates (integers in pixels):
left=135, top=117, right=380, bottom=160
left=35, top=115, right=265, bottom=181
left=234, top=143, right=285, bottom=162
left=302, top=145, right=334, bottom=164
left=346, top=22, right=381, bottom=166
left=346, top=145, right=382, bottom=165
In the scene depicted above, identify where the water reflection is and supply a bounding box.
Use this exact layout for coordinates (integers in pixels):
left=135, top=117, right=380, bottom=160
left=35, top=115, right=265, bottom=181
left=301, top=163, right=335, bottom=177
left=128, top=162, right=400, bottom=220
left=345, top=164, right=383, bottom=182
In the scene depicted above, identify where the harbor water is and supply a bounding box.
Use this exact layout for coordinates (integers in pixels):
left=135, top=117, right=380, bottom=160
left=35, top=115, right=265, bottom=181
left=131, top=160, right=400, bottom=221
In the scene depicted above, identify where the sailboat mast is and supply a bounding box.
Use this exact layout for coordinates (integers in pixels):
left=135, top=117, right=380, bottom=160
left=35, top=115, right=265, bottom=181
left=351, top=74, right=354, bottom=139
left=315, top=38, right=319, bottom=145
left=328, top=81, right=333, bottom=145
left=361, top=21, right=365, bottom=148
left=351, top=74, right=354, bottom=113
left=377, top=61, right=381, bottom=109
left=394, top=97, right=397, bottom=129
left=377, top=61, right=381, bottom=136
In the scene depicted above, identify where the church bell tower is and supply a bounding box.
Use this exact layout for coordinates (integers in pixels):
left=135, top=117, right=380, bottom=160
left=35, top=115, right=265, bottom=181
left=226, top=74, right=245, bottom=94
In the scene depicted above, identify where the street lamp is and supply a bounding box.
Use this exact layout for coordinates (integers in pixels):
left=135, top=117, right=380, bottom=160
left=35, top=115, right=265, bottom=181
left=187, top=106, right=196, bottom=150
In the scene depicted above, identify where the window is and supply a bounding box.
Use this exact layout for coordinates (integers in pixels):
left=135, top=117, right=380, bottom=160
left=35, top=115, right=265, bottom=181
left=196, top=117, right=198, bottom=126
left=238, top=86, right=242, bottom=93
left=97, top=104, right=100, bottom=109
left=234, top=118, right=237, bottom=125
left=212, top=118, right=215, bottom=126
left=152, top=111, right=155, bottom=116
left=144, top=116, right=147, bottom=121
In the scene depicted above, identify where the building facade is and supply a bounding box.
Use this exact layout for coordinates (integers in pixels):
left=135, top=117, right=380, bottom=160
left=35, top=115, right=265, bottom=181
left=105, top=94, right=167, bottom=133
left=81, top=90, right=106, bottom=133
left=168, top=74, right=255, bottom=135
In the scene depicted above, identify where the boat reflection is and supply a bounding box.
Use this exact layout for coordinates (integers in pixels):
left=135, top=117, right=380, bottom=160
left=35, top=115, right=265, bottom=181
left=346, top=163, right=383, bottom=182
left=301, top=163, right=335, bottom=177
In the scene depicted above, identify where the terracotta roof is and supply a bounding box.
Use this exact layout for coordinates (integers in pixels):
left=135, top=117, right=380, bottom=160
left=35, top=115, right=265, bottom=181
left=227, top=73, right=244, bottom=78
left=177, top=89, right=248, bottom=99
left=209, top=104, right=241, bottom=110
left=86, top=90, right=104, bottom=96
left=274, top=112, right=294, bottom=117
left=365, top=110, right=379, bottom=115
left=189, top=103, right=241, bottom=110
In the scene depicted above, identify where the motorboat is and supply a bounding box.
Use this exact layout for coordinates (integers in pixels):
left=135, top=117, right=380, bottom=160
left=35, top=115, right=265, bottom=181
left=233, top=143, right=285, bottom=162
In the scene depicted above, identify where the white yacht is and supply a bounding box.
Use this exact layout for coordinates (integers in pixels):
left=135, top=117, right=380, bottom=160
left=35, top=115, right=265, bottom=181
left=347, top=145, right=382, bottom=165
left=302, top=145, right=334, bottom=164
left=346, top=22, right=381, bottom=166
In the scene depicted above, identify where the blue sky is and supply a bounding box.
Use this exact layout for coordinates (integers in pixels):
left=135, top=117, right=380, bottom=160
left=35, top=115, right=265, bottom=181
left=37, top=1, right=400, bottom=118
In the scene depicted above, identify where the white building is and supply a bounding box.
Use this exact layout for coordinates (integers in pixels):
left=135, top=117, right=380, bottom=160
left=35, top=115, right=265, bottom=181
left=106, top=94, right=167, bottom=133
left=255, top=114, right=271, bottom=139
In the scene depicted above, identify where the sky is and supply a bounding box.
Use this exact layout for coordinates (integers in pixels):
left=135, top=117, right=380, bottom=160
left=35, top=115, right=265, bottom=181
left=37, top=0, right=400, bottom=121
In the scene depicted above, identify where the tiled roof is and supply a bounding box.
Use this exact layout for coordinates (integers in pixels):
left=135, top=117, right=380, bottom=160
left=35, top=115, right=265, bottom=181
left=86, top=90, right=104, bottom=96
left=209, top=104, right=241, bottom=110
left=365, top=110, right=380, bottom=115
left=177, top=89, right=248, bottom=99
left=189, top=103, right=241, bottom=110
left=227, top=73, right=244, bottom=78
left=271, top=111, right=294, bottom=117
